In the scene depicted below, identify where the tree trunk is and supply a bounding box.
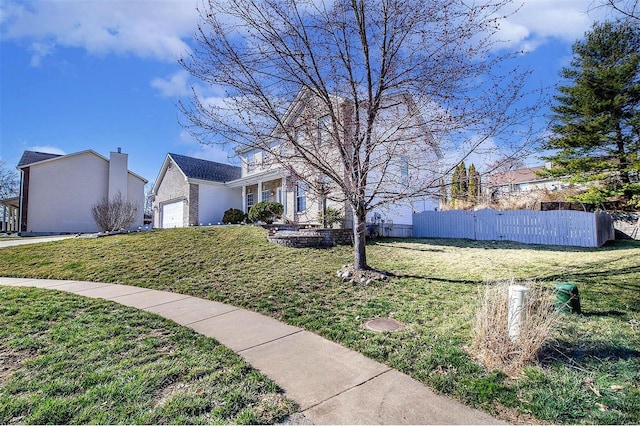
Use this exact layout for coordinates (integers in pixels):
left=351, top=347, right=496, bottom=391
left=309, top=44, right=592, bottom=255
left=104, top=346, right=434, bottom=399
left=322, top=195, right=328, bottom=228
left=352, top=206, right=368, bottom=270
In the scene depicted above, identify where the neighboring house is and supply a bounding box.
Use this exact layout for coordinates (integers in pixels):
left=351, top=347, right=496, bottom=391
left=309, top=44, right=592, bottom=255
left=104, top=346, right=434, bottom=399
left=151, top=153, right=242, bottom=228
left=486, top=165, right=569, bottom=200
left=0, top=196, right=19, bottom=233
left=152, top=91, right=441, bottom=235
left=17, top=149, right=147, bottom=235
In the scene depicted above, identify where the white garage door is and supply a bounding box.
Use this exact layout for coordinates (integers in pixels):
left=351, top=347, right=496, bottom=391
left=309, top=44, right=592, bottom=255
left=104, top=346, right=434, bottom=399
left=162, top=201, right=184, bottom=228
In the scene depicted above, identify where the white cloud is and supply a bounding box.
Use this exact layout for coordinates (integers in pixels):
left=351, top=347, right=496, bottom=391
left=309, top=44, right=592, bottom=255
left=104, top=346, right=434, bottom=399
left=493, top=0, right=609, bottom=51
left=28, top=40, right=54, bottom=67
left=151, top=70, right=190, bottom=97
left=1, top=0, right=198, bottom=65
left=28, top=145, right=66, bottom=155
left=178, top=130, right=238, bottom=164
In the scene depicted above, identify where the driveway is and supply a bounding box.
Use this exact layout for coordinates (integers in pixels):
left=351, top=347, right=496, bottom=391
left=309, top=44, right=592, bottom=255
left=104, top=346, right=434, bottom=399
left=0, top=235, right=75, bottom=248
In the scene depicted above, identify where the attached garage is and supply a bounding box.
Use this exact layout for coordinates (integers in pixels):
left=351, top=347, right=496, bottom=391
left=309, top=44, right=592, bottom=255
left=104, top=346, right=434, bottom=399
left=152, top=154, right=242, bottom=229
left=161, top=201, right=184, bottom=228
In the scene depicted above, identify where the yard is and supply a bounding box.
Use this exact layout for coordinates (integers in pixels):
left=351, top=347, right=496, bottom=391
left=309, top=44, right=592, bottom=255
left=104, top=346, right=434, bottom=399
left=0, top=226, right=638, bottom=424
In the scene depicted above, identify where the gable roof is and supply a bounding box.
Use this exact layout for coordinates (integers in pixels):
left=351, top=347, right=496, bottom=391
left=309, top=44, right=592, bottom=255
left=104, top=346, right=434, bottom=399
left=169, top=153, right=241, bottom=182
left=17, top=151, right=63, bottom=168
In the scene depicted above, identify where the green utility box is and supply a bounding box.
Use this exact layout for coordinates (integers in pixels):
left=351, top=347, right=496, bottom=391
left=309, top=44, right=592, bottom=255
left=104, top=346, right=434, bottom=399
left=554, top=282, right=581, bottom=314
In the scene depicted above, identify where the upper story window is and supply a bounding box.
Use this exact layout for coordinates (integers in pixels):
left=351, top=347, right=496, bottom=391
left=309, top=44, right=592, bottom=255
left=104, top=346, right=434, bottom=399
left=399, top=156, right=409, bottom=186
left=317, top=115, right=331, bottom=146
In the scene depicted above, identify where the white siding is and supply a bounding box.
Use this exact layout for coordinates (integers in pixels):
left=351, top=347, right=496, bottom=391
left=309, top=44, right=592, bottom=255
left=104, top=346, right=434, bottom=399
left=127, top=172, right=146, bottom=229
left=198, top=184, right=242, bottom=224
left=24, top=151, right=146, bottom=234
left=27, top=153, right=108, bottom=233
left=108, top=151, right=129, bottom=200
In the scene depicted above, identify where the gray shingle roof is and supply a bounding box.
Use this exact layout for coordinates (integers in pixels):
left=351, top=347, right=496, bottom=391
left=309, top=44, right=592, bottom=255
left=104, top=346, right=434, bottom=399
left=169, top=153, right=241, bottom=183
left=18, top=151, right=63, bottom=168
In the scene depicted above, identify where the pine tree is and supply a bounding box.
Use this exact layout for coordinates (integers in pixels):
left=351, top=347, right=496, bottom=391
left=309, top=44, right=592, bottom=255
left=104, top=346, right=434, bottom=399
left=541, top=21, right=640, bottom=207
left=450, top=162, right=469, bottom=208
left=451, top=162, right=468, bottom=202
left=450, top=165, right=460, bottom=201
left=468, top=163, right=481, bottom=202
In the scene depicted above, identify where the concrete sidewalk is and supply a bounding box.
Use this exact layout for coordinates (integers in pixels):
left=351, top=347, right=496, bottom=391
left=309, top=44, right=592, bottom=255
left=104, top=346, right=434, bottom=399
left=0, top=277, right=503, bottom=425
left=0, top=235, right=75, bottom=248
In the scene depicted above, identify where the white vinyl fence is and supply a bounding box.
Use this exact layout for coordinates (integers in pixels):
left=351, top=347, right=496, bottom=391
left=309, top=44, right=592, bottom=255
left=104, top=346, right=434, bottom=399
left=412, top=209, right=615, bottom=247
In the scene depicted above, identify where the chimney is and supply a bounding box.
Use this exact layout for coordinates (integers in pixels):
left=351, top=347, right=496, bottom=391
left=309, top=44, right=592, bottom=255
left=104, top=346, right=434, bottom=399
left=108, top=149, right=128, bottom=201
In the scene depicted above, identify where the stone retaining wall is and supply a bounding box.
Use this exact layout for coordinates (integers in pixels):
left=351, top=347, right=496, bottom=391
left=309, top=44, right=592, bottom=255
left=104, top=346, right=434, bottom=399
left=266, top=226, right=353, bottom=248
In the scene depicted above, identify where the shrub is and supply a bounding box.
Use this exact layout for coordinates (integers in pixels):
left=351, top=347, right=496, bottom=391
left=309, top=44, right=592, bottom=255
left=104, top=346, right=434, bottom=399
left=248, top=201, right=283, bottom=224
left=222, top=208, right=245, bottom=224
left=318, top=207, right=344, bottom=228
left=91, top=191, right=139, bottom=232
left=470, top=279, right=559, bottom=377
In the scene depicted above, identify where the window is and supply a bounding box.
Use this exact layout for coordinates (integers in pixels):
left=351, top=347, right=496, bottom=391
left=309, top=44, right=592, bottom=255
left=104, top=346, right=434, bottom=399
left=261, top=189, right=271, bottom=202
left=247, top=192, right=254, bottom=208
left=296, top=182, right=307, bottom=212
left=317, top=115, right=331, bottom=146
left=399, top=156, right=409, bottom=186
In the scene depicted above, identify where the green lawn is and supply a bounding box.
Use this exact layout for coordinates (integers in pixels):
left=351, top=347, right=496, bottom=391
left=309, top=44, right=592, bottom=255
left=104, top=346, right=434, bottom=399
left=1, top=226, right=639, bottom=424
left=0, top=286, right=296, bottom=424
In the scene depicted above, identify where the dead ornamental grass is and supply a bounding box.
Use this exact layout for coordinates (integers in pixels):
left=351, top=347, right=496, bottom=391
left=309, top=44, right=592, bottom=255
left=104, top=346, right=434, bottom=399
left=471, top=280, right=559, bottom=377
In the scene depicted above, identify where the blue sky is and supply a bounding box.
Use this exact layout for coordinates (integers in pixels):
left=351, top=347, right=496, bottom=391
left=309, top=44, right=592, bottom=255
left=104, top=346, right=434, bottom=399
left=0, top=0, right=617, bottom=184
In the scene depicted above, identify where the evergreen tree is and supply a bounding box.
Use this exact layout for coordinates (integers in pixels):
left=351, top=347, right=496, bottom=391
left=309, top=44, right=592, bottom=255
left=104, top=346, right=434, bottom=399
left=541, top=21, right=640, bottom=207
left=468, top=163, right=481, bottom=202
left=451, top=162, right=468, bottom=201
left=450, top=165, right=460, bottom=201
left=449, top=162, right=470, bottom=208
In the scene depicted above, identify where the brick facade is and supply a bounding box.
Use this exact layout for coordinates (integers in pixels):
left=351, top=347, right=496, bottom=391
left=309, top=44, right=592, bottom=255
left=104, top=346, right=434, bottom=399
left=153, top=160, right=190, bottom=228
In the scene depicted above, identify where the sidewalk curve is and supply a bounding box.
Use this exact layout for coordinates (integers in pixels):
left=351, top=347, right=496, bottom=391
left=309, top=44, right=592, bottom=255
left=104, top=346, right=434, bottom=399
left=0, top=277, right=503, bottom=425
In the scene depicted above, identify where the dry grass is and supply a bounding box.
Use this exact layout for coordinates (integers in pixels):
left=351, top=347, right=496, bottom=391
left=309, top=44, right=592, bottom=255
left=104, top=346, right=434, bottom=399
left=471, top=280, right=559, bottom=377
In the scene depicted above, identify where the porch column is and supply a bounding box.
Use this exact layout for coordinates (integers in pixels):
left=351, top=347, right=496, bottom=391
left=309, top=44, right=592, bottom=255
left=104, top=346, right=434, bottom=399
left=281, top=176, right=287, bottom=217
left=242, top=186, right=247, bottom=213
left=257, top=181, right=263, bottom=202
left=1, top=205, right=5, bottom=232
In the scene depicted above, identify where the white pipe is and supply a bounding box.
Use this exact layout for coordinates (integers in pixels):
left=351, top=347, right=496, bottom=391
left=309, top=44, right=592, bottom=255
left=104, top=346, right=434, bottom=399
left=508, top=285, right=530, bottom=341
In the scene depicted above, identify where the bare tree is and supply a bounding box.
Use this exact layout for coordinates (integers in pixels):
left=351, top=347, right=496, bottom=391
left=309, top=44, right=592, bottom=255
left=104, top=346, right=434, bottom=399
left=596, top=0, right=640, bottom=20
left=180, top=0, right=541, bottom=270
left=91, top=192, right=139, bottom=233
left=144, top=182, right=154, bottom=218
left=0, top=160, right=19, bottom=199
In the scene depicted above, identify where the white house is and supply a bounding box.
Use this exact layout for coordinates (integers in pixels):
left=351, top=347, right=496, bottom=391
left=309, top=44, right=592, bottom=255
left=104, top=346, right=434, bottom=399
left=152, top=90, right=441, bottom=235
left=486, top=165, right=569, bottom=200
left=17, top=149, right=147, bottom=235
